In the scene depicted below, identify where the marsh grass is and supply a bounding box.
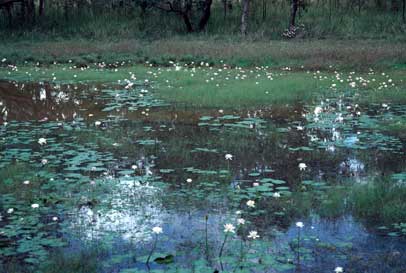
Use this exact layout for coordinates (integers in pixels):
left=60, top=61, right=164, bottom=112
left=317, top=187, right=348, bottom=218
left=350, top=177, right=406, bottom=225
left=360, top=87, right=406, bottom=104
left=1, top=64, right=405, bottom=108
left=0, top=64, right=153, bottom=84
left=155, top=71, right=325, bottom=108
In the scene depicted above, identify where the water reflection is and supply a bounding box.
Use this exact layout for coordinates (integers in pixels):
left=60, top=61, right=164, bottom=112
left=72, top=178, right=165, bottom=242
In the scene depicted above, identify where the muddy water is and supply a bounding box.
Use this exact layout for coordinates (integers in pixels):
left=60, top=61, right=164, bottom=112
left=0, top=80, right=405, bottom=272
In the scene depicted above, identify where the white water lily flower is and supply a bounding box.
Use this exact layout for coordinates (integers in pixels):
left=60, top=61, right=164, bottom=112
left=31, top=203, right=39, bottom=209
left=38, top=138, right=47, bottom=145
left=131, top=165, right=138, bottom=170
left=152, top=226, right=163, bottom=234
left=52, top=216, right=58, bottom=221
left=225, top=154, right=233, bottom=160
left=247, top=230, right=260, bottom=240
left=23, top=180, right=30, bottom=185
left=246, top=200, right=255, bottom=208
left=186, top=178, right=193, bottom=183
left=298, top=163, right=307, bottom=171
left=334, top=267, right=344, bottom=273
left=237, top=218, right=245, bottom=225
left=296, top=222, right=304, bottom=228
left=273, top=192, right=281, bottom=198
left=7, top=208, right=14, bottom=214
left=41, top=159, right=48, bottom=165
left=39, top=88, right=46, bottom=101
left=224, top=223, right=236, bottom=233
left=94, top=121, right=101, bottom=126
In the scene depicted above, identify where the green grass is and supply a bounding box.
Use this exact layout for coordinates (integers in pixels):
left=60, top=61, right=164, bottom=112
left=350, top=177, right=406, bottom=225
left=2, top=64, right=324, bottom=109
left=0, top=64, right=151, bottom=83
left=155, top=70, right=326, bottom=108
left=359, top=87, right=406, bottom=104
left=0, top=64, right=341, bottom=108
left=1, top=63, right=406, bottom=108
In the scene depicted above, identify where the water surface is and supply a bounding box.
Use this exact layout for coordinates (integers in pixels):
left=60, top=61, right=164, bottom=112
left=0, top=79, right=405, bottom=272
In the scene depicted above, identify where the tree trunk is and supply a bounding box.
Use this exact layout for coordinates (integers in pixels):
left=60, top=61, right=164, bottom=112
left=28, top=0, right=35, bottom=22
left=376, top=0, right=385, bottom=10
left=198, top=0, right=213, bottom=31
left=39, top=0, right=45, bottom=16
left=140, top=3, right=147, bottom=30
left=182, top=12, right=193, bottom=32
left=403, top=0, right=405, bottom=22
left=181, top=0, right=193, bottom=32
left=20, top=0, right=26, bottom=23
left=223, top=0, right=227, bottom=19
left=262, top=0, right=266, bottom=20
left=299, top=0, right=302, bottom=18
left=6, top=4, right=13, bottom=27
left=241, top=0, right=250, bottom=35
left=289, top=0, right=298, bottom=28
left=64, top=0, right=69, bottom=20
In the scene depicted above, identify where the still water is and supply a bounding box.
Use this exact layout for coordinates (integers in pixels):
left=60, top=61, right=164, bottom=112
left=0, top=79, right=405, bottom=273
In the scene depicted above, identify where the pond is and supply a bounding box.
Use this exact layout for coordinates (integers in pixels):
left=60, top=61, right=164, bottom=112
left=0, top=70, right=406, bottom=273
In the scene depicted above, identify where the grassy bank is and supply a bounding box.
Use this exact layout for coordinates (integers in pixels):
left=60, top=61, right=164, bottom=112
left=1, top=38, right=406, bottom=70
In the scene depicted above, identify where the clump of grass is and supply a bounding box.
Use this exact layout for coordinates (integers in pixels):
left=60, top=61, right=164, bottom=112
left=317, top=187, right=348, bottom=218
left=350, top=177, right=406, bottom=225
